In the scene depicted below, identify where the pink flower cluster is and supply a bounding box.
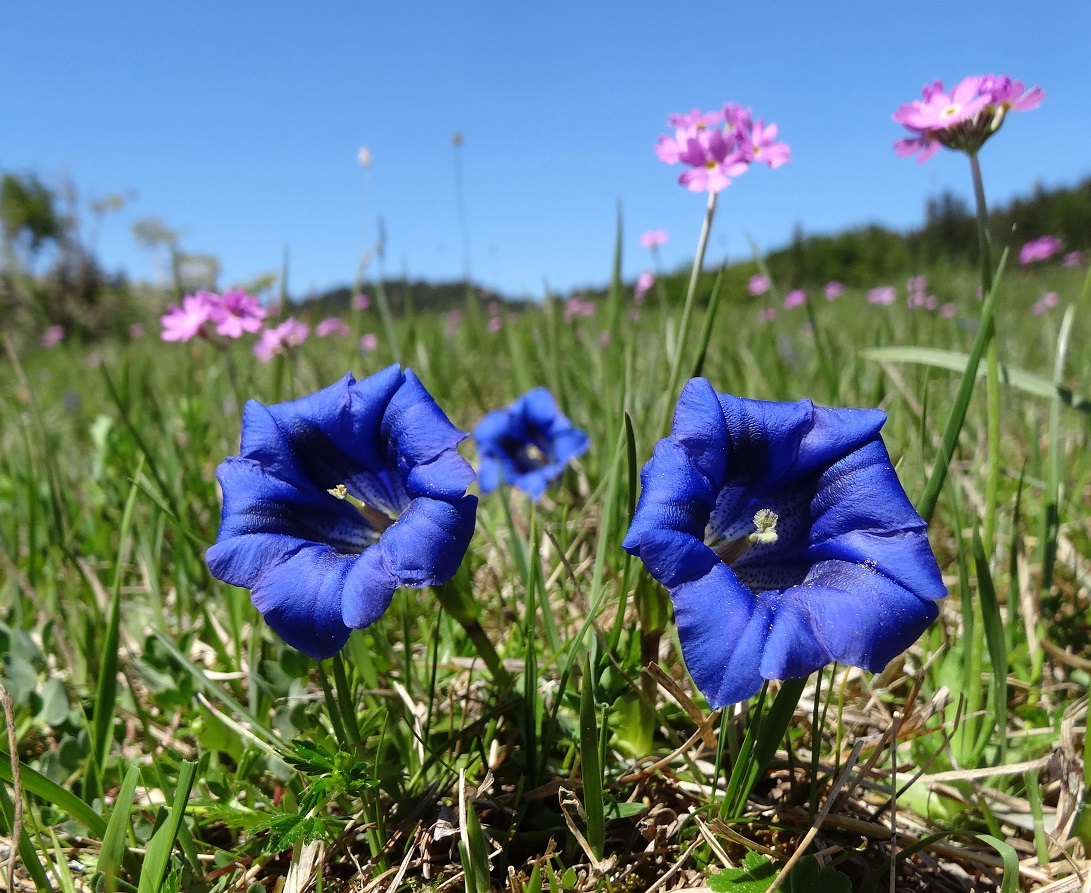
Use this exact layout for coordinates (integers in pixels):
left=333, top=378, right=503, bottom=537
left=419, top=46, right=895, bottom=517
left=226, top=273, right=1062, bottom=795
left=655, top=103, right=790, bottom=193
left=783, top=289, right=806, bottom=310
left=316, top=317, right=350, bottom=338
left=906, top=275, right=938, bottom=310
left=634, top=271, right=655, bottom=304
left=161, top=289, right=266, bottom=342
left=748, top=274, right=770, bottom=296
left=1019, top=235, right=1064, bottom=265
left=893, top=74, right=1043, bottom=162
left=867, top=286, right=897, bottom=306
left=640, top=229, right=668, bottom=250
left=824, top=281, right=844, bottom=301
left=1032, top=292, right=1059, bottom=316
left=254, top=317, right=309, bottom=362
left=564, top=296, right=596, bottom=323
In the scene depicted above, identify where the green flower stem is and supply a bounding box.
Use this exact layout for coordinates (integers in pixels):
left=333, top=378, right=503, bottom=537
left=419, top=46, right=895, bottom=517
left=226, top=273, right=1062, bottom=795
left=970, top=153, right=1001, bottom=553
left=435, top=577, right=513, bottom=687
left=661, top=190, right=718, bottom=438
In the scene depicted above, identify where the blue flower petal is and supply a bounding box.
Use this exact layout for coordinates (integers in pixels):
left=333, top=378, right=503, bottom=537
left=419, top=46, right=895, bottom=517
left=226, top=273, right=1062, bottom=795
left=378, top=495, right=479, bottom=587
left=248, top=545, right=355, bottom=659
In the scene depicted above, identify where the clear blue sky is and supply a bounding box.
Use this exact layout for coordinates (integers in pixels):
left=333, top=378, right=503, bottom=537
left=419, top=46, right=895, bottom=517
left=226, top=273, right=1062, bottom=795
left=3, top=2, right=1088, bottom=300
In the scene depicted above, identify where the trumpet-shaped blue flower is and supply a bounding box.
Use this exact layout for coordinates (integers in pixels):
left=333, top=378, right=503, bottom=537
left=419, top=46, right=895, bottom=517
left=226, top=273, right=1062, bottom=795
left=623, top=378, right=946, bottom=708
left=473, top=388, right=590, bottom=500
left=206, top=366, right=478, bottom=660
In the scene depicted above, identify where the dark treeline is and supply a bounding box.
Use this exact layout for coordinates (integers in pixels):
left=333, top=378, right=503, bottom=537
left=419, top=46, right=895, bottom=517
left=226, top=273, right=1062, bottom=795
left=761, top=176, right=1091, bottom=290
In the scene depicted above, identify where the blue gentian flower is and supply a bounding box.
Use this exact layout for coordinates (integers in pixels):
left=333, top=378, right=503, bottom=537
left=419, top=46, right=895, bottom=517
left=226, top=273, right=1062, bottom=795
left=623, top=378, right=946, bottom=708
left=473, top=387, right=590, bottom=500
left=206, top=365, right=478, bottom=660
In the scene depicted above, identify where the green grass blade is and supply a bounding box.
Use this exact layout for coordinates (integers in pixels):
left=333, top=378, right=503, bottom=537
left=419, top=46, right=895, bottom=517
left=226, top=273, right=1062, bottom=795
left=100, top=763, right=140, bottom=893
left=975, top=834, right=1019, bottom=893
left=901, top=246, right=1009, bottom=523
left=91, top=461, right=143, bottom=801
left=1042, top=305, right=1076, bottom=595
left=458, top=770, right=491, bottom=893
left=0, top=756, right=108, bottom=837
left=689, top=265, right=725, bottom=382
left=578, top=655, right=605, bottom=860
left=0, top=779, right=53, bottom=891
left=136, top=759, right=196, bottom=893
left=859, top=345, right=1091, bottom=415
left=972, top=527, right=1008, bottom=763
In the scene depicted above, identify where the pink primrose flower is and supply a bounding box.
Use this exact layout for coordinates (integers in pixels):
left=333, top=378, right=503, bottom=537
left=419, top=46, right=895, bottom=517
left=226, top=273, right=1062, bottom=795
left=353, top=293, right=370, bottom=311
left=742, top=119, right=791, bottom=168
left=253, top=317, right=309, bottom=362
left=783, top=289, right=806, bottom=309
left=488, top=316, right=502, bottom=333
left=1019, top=235, right=1064, bottom=265
left=824, top=281, right=844, bottom=300
left=161, top=292, right=215, bottom=342
left=667, top=108, right=725, bottom=130
left=360, top=332, right=379, bottom=351
left=41, top=325, right=65, bottom=348
left=640, top=229, right=669, bottom=250
left=210, top=288, right=265, bottom=338
left=677, top=127, right=748, bottom=193
left=634, top=270, right=655, bottom=304
left=563, top=296, right=596, bottom=324
left=315, top=317, right=350, bottom=337
left=893, top=74, right=1043, bottom=161
left=940, top=303, right=956, bottom=318
left=444, top=310, right=461, bottom=338
left=868, top=286, right=897, bottom=306
left=1032, top=292, right=1059, bottom=316
left=1063, top=251, right=1083, bottom=268
left=748, top=274, right=770, bottom=296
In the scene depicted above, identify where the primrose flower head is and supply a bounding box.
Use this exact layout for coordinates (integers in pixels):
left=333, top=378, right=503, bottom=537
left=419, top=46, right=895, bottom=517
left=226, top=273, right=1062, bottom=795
left=868, top=286, right=897, bottom=306
left=824, top=281, right=844, bottom=301
left=783, top=289, right=806, bottom=310
left=656, top=102, right=788, bottom=194
left=473, top=387, right=590, bottom=501
left=316, top=317, right=351, bottom=338
left=210, top=288, right=266, bottom=338
left=161, top=291, right=215, bottom=342
left=640, top=229, right=669, bottom=250
left=623, top=378, right=946, bottom=706
left=206, top=366, right=478, bottom=659
left=634, top=270, right=655, bottom=304
left=748, top=274, right=770, bottom=296
left=893, top=74, right=1043, bottom=162
left=1019, top=235, right=1064, bottom=265
left=254, top=317, right=309, bottom=362
left=41, top=325, right=65, bottom=348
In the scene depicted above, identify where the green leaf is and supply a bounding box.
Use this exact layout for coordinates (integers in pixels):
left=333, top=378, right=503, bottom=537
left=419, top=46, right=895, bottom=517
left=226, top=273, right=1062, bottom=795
left=860, top=345, right=1091, bottom=415
left=781, top=856, right=852, bottom=893
left=709, top=851, right=776, bottom=892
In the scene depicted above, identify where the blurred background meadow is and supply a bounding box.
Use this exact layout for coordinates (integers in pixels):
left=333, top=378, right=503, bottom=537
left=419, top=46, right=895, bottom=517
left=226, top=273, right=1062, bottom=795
left=2, top=2, right=1091, bottom=891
